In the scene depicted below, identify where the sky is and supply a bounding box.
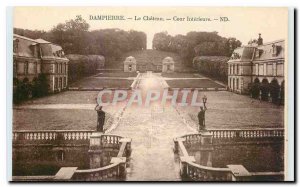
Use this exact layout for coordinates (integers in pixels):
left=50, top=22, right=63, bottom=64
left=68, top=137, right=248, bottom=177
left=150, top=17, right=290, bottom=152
left=13, top=7, right=289, bottom=49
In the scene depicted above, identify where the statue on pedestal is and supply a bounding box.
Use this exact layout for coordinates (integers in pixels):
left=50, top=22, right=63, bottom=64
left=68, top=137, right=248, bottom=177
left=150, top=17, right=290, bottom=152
left=95, top=104, right=105, bottom=132
left=198, top=95, right=208, bottom=132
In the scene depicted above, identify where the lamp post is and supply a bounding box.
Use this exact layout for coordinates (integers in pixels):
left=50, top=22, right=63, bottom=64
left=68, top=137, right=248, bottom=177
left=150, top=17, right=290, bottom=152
left=202, top=95, right=207, bottom=107
left=202, top=95, right=207, bottom=129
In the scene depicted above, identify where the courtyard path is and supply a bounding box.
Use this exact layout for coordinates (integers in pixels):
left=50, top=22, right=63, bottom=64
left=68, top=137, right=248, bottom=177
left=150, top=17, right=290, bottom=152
left=110, top=73, right=194, bottom=181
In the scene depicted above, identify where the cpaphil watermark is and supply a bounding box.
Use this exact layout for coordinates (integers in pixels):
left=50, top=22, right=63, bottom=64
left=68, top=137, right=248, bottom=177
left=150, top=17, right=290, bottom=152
left=97, top=89, right=205, bottom=107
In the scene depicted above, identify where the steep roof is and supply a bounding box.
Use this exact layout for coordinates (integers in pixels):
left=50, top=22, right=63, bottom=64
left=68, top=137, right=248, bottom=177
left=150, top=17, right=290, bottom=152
left=162, top=56, right=174, bottom=64
left=253, top=40, right=284, bottom=62
left=124, top=56, right=137, bottom=64
left=13, top=34, right=39, bottom=58
left=13, top=34, right=68, bottom=61
left=228, top=46, right=256, bottom=63
left=35, top=38, right=51, bottom=44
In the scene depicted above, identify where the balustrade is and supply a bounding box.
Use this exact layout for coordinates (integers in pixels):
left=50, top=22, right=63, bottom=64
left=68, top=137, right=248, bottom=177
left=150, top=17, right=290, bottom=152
left=181, top=128, right=284, bottom=141
left=13, top=130, right=94, bottom=143
left=175, top=128, right=284, bottom=181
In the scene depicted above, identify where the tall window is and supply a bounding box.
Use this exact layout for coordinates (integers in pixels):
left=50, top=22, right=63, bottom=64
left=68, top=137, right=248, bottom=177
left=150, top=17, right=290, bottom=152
left=13, top=60, right=17, bottom=77
left=64, top=77, right=67, bottom=87
left=255, top=64, right=259, bottom=75
left=35, top=61, right=38, bottom=74
left=59, top=77, right=62, bottom=89
left=24, top=62, right=29, bottom=75
left=55, top=77, right=58, bottom=89
left=55, top=63, right=58, bottom=73
left=13, top=39, right=19, bottom=53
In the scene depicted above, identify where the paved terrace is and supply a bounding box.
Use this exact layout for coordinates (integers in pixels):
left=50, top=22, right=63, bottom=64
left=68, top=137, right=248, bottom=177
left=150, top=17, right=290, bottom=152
left=13, top=72, right=284, bottom=181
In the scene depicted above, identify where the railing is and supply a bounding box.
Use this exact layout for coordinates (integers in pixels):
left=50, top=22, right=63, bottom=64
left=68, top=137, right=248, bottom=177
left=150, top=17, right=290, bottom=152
left=13, top=130, right=95, bottom=144
left=13, top=134, right=132, bottom=181
left=183, top=161, right=232, bottom=181
left=70, top=137, right=131, bottom=181
left=175, top=137, right=233, bottom=181
left=181, top=128, right=284, bottom=144
left=72, top=162, right=123, bottom=181
left=101, top=135, right=122, bottom=145
left=208, top=128, right=284, bottom=139
left=175, top=129, right=284, bottom=181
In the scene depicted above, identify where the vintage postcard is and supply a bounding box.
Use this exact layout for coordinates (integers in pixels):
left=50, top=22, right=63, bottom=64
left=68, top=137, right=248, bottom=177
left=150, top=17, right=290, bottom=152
left=8, top=7, right=294, bottom=182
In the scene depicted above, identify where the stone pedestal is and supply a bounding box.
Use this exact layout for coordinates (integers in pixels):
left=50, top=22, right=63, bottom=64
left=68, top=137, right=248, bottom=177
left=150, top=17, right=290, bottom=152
left=199, top=131, right=213, bottom=167
left=120, top=138, right=132, bottom=157
left=200, top=131, right=213, bottom=145
left=88, top=132, right=103, bottom=169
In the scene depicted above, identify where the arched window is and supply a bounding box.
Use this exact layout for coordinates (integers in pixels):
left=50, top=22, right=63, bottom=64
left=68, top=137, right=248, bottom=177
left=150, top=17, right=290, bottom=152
left=280, top=81, right=285, bottom=105
left=270, top=79, right=280, bottom=104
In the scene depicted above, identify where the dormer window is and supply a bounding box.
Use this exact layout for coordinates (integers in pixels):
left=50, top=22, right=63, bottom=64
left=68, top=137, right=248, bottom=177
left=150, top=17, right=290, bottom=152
left=255, top=50, right=260, bottom=58
left=255, top=49, right=263, bottom=58
left=272, top=44, right=281, bottom=57
left=230, top=52, right=241, bottom=60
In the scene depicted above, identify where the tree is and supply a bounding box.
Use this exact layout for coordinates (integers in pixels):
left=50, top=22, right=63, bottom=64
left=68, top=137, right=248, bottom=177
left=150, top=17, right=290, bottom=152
left=32, top=74, right=49, bottom=98
left=270, top=79, right=280, bottom=104
left=152, top=31, right=242, bottom=67
left=260, top=79, right=270, bottom=101
left=250, top=78, right=260, bottom=99
left=49, top=15, right=90, bottom=54
left=152, top=32, right=172, bottom=51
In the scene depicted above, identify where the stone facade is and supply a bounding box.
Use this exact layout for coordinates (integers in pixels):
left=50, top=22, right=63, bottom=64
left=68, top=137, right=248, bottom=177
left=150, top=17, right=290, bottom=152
left=162, top=57, right=175, bottom=73
left=123, top=56, right=137, bottom=72
left=228, top=35, right=285, bottom=95
left=13, top=34, right=69, bottom=93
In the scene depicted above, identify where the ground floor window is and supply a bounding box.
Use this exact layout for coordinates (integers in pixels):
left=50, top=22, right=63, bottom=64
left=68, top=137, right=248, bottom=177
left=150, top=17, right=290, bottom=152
left=55, top=77, right=58, bottom=90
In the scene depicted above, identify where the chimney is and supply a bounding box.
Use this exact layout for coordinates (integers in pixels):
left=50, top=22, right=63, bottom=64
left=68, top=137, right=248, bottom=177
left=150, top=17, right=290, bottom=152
left=257, top=33, right=263, bottom=45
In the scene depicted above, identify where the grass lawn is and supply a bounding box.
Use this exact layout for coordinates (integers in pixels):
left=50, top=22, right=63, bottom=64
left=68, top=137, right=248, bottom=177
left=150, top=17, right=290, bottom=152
left=94, top=72, right=138, bottom=77
left=166, top=79, right=224, bottom=88
left=176, top=91, right=284, bottom=129
left=161, top=73, right=203, bottom=78
left=70, top=77, right=134, bottom=88
left=13, top=108, right=113, bottom=131
left=13, top=90, right=127, bottom=131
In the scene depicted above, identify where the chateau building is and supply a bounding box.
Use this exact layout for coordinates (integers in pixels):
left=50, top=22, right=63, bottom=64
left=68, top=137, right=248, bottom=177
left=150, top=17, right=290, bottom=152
left=13, top=34, right=69, bottom=93
left=228, top=34, right=285, bottom=97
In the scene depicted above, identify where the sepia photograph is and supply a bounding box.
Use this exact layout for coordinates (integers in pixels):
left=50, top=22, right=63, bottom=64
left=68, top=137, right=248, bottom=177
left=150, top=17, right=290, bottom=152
left=8, top=7, right=293, bottom=182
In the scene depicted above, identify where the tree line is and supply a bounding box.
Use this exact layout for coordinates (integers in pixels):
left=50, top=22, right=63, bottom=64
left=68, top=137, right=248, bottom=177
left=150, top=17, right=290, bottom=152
left=152, top=31, right=241, bottom=66
left=14, top=16, right=147, bottom=62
